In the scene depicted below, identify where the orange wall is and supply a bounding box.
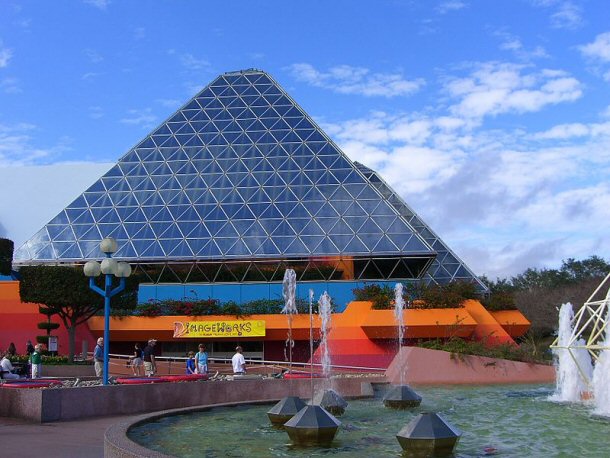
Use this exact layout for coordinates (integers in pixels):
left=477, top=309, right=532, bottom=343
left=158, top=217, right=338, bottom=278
left=88, top=300, right=529, bottom=344
left=0, top=281, right=96, bottom=355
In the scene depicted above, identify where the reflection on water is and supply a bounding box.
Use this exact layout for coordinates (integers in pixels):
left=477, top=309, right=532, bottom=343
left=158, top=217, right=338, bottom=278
left=129, top=384, right=610, bottom=457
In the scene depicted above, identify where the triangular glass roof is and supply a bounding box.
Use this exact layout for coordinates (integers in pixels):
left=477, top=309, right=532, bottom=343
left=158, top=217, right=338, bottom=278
left=354, top=162, right=487, bottom=291
left=15, top=69, right=435, bottom=263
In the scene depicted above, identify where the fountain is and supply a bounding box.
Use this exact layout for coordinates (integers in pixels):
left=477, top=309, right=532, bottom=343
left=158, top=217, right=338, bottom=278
left=593, top=310, right=610, bottom=416
left=396, top=412, right=462, bottom=456
left=550, top=303, right=593, bottom=402
left=267, top=269, right=306, bottom=426
left=383, top=283, right=422, bottom=409
left=549, top=273, right=610, bottom=413
left=267, top=395, right=307, bottom=426
left=128, top=383, right=610, bottom=457
left=313, top=291, right=348, bottom=416
left=284, top=291, right=342, bottom=445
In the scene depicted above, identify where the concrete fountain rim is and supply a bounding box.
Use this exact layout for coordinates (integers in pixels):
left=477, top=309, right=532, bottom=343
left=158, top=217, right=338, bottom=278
left=105, top=392, right=376, bottom=458
left=105, top=399, right=282, bottom=458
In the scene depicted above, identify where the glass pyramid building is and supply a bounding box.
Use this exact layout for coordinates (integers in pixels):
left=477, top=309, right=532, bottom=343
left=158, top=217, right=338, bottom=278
left=14, top=69, right=485, bottom=290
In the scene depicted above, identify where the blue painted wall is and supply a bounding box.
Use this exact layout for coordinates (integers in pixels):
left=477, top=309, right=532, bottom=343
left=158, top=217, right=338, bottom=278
left=139, top=280, right=416, bottom=312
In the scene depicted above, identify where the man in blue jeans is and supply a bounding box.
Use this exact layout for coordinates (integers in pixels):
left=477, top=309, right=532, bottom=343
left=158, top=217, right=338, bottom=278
left=93, top=337, right=104, bottom=377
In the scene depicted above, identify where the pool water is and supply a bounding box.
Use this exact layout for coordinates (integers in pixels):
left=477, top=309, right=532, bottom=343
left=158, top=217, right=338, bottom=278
left=129, top=384, right=610, bottom=457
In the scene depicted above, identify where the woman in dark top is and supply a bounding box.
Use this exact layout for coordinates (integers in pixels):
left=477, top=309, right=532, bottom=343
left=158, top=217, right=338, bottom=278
left=131, top=343, right=144, bottom=376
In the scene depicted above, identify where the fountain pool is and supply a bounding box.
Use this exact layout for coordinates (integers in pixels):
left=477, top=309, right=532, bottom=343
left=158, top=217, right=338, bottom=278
left=128, top=384, right=610, bottom=457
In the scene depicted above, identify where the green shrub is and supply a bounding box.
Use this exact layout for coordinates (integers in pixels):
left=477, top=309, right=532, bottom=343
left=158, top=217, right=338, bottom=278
left=36, top=335, right=49, bottom=345
left=353, top=283, right=395, bottom=310
left=0, top=238, right=13, bottom=276
left=481, top=291, right=517, bottom=311
left=106, top=295, right=323, bottom=317
left=9, top=355, right=90, bottom=365
left=417, top=336, right=548, bottom=364
left=353, top=281, right=473, bottom=310
left=37, top=322, right=61, bottom=331
left=134, top=302, right=163, bottom=317
left=407, top=281, right=477, bottom=308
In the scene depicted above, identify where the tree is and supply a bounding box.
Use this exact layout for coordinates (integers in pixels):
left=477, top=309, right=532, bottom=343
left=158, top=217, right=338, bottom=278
left=0, top=238, right=13, bottom=276
left=37, top=306, right=61, bottom=352
left=560, top=256, right=610, bottom=281
left=19, top=265, right=138, bottom=361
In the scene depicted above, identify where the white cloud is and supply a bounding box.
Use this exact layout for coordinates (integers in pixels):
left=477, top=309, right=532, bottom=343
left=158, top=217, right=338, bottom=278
left=0, top=162, right=112, bottom=246
left=88, top=106, right=104, bottom=119
left=0, top=77, right=20, bottom=94
left=287, top=63, right=424, bottom=98
left=156, top=99, right=181, bottom=109
left=180, top=53, right=210, bottom=71
left=0, top=44, right=13, bottom=68
left=579, top=32, right=610, bottom=62
left=533, top=0, right=583, bottom=30
left=532, top=121, right=610, bottom=140
left=0, top=123, right=72, bottom=166
left=445, top=62, right=582, bottom=119
left=82, top=72, right=102, bottom=81
left=496, top=31, right=548, bottom=61
left=323, top=101, right=610, bottom=277
left=120, top=108, right=157, bottom=129
left=550, top=1, right=583, bottom=29
left=436, top=1, right=467, bottom=14
left=84, top=48, right=103, bottom=64
left=84, top=0, right=110, bottom=10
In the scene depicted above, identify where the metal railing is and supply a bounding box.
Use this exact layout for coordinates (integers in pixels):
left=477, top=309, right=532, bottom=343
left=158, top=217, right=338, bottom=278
left=100, top=352, right=386, bottom=373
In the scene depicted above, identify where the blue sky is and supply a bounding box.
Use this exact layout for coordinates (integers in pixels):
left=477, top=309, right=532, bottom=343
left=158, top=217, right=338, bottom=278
left=1, top=0, right=609, bottom=278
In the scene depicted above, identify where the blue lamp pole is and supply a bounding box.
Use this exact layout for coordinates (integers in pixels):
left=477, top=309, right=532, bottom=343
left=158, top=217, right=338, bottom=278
left=83, top=237, right=131, bottom=386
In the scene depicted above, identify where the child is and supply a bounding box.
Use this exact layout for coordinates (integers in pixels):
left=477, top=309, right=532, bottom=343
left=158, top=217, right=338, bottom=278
left=30, top=344, right=42, bottom=379
left=186, top=351, right=196, bottom=374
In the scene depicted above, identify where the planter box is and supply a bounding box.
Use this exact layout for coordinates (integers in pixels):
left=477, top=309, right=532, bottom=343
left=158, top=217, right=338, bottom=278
left=361, top=308, right=477, bottom=339
left=0, top=376, right=383, bottom=423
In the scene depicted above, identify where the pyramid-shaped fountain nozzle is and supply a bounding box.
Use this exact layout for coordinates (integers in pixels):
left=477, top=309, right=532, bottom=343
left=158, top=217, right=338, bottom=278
left=396, top=412, right=462, bottom=456
left=267, top=396, right=307, bottom=425
left=313, top=389, right=348, bottom=416
left=284, top=405, right=341, bottom=446
left=383, top=384, right=422, bottom=409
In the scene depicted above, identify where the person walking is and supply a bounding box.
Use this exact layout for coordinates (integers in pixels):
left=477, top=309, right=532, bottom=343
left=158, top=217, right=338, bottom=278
left=26, top=340, right=34, bottom=355
left=232, top=346, right=246, bottom=375
left=131, top=343, right=144, bottom=376
left=30, top=344, right=42, bottom=378
left=143, top=339, right=157, bottom=376
left=93, top=338, right=104, bottom=377
left=194, top=344, right=208, bottom=374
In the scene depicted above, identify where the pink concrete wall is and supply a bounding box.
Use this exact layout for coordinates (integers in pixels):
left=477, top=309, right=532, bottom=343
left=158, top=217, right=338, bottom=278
left=385, top=346, right=555, bottom=385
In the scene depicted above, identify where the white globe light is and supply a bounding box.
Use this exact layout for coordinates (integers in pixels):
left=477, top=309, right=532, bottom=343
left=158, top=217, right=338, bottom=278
left=100, top=237, right=118, bottom=254
left=83, top=261, right=101, bottom=277
left=115, top=262, right=132, bottom=278
left=100, top=258, right=118, bottom=275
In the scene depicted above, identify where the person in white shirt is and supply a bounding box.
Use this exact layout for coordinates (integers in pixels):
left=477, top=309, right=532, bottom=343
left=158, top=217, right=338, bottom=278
left=231, top=346, right=246, bottom=375
left=1, top=352, right=20, bottom=379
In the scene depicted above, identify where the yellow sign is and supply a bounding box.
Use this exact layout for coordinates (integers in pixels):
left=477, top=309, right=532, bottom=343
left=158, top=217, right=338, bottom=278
left=173, top=320, right=266, bottom=338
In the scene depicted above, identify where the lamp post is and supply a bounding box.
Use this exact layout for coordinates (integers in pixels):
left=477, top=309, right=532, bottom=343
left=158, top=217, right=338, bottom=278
left=83, top=237, right=131, bottom=385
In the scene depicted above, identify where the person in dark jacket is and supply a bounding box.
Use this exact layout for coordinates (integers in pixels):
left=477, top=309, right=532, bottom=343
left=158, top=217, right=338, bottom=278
left=143, top=339, right=157, bottom=376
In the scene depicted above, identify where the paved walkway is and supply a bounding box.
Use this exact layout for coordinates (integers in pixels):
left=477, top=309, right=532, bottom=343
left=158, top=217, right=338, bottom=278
left=0, top=415, right=130, bottom=457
